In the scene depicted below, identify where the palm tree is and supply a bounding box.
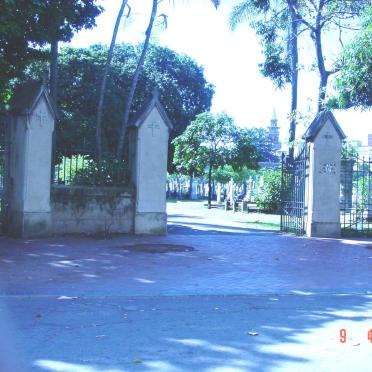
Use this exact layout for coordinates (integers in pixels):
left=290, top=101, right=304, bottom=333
left=95, top=0, right=130, bottom=161
left=116, top=0, right=159, bottom=159
left=230, top=0, right=299, bottom=158
left=116, top=0, right=221, bottom=159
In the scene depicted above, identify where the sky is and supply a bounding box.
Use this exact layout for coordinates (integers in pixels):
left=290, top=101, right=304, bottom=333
left=69, top=0, right=371, bottom=147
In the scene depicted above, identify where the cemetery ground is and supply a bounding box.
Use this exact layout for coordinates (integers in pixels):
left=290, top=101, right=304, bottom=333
left=0, top=201, right=372, bottom=372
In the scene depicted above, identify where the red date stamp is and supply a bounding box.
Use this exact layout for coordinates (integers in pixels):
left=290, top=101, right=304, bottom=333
left=339, top=328, right=372, bottom=343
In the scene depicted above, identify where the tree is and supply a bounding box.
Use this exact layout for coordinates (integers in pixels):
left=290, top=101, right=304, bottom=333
left=116, top=0, right=221, bottom=159
left=230, top=0, right=299, bottom=157
left=0, top=0, right=102, bottom=111
left=331, top=6, right=372, bottom=110
left=244, top=128, right=279, bottom=163
left=117, top=0, right=159, bottom=159
left=173, top=112, right=236, bottom=208
left=173, top=112, right=259, bottom=208
left=254, top=168, right=282, bottom=212
left=292, top=0, right=370, bottom=111
left=96, top=1, right=130, bottom=161
left=230, top=128, right=260, bottom=171
left=24, top=44, right=214, bottom=158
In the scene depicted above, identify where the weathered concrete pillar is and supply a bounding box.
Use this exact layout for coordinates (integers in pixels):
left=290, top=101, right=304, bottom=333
left=128, top=89, right=173, bottom=235
left=7, top=81, right=56, bottom=237
left=303, top=111, right=346, bottom=238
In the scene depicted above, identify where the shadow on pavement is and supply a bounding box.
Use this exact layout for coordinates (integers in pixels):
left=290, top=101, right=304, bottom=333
left=1, top=294, right=371, bottom=371
left=168, top=222, right=279, bottom=236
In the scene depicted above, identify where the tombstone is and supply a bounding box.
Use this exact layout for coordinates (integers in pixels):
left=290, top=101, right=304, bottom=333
left=216, top=182, right=222, bottom=203
left=7, top=81, right=56, bottom=237
left=228, top=179, right=234, bottom=202
left=127, top=89, right=173, bottom=234
left=303, top=111, right=346, bottom=238
left=190, top=176, right=198, bottom=200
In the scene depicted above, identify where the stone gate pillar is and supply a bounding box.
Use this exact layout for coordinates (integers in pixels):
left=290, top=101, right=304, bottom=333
left=303, top=111, right=346, bottom=238
left=128, top=89, right=173, bottom=234
left=7, top=81, right=56, bottom=237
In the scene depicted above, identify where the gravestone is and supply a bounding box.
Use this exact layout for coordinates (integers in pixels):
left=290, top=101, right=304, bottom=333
left=7, top=81, right=56, bottom=237
left=190, top=177, right=198, bottom=200
left=303, top=111, right=346, bottom=238
left=127, top=89, right=173, bottom=234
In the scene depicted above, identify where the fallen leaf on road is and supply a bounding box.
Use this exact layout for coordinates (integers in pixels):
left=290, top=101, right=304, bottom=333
left=57, top=296, right=78, bottom=300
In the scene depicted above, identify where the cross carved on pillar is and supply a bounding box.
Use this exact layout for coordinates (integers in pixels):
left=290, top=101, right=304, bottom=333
left=148, top=122, right=160, bottom=137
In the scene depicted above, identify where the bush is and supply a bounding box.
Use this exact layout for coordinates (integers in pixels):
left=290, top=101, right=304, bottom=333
left=71, top=159, right=129, bottom=187
left=254, top=169, right=281, bottom=213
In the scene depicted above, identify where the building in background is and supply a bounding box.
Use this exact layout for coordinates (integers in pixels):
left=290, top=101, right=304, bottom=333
left=268, top=109, right=281, bottom=152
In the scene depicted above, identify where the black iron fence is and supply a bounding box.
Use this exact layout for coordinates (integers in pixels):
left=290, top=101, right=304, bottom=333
left=53, top=149, right=129, bottom=187
left=340, top=155, right=372, bottom=236
left=280, top=145, right=310, bottom=235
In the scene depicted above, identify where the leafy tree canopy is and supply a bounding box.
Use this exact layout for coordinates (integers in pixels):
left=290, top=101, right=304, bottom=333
left=172, top=112, right=259, bottom=206
left=172, top=112, right=236, bottom=175
left=24, top=43, right=214, bottom=157
left=0, top=0, right=102, bottom=111
left=244, top=127, right=279, bottom=163
left=330, top=6, right=372, bottom=110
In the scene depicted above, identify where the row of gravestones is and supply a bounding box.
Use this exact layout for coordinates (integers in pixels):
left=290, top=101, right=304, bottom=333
left=3, top=81, right=172, bottom=237
left=3, top=80, right=347, bottom=238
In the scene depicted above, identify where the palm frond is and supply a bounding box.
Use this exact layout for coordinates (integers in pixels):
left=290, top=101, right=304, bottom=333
left=210, top=0, right=220, bottom=9
left=229, top=1, right=254, bottom=30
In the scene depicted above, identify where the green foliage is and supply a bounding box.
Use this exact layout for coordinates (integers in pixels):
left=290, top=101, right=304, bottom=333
left=173, top=112, right=259, bottom=206
left=173, top=112, right=259, bottom=175
left=213, top=165, right=237, bottom=184
left=244, top=127, right=279, bottom=162
left=71, top=159, right=128, bottom=187
left=24, top=44, right=213, bottom=162
left=213, top=165, right=256, bottom=185
left=0, top=0, right=102, bottom=112
left=230, top=128, right=260, bottom=171
left=341, top=141, right=358, bottom=159
left=332, top=6, right=372, bottom=109
left=254, top=169, right=281, bottom=212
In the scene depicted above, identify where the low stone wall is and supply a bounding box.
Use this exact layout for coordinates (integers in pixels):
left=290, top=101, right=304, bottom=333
left=51, top=185, right=134, bottom=235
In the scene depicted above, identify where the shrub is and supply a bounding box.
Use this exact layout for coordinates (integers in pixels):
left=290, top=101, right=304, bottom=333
left=71, top=159, right=129, bottom=187
left=254, top=169, right=281, bottom=213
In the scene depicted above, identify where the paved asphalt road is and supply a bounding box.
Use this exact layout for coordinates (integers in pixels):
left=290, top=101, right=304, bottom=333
left=0, top=202, right=371, bottom=371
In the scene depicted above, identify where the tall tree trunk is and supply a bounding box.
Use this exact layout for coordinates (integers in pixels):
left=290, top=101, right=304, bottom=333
left=313, top=1, right=329, bottom=113
left=287, top=0, right=298, bottom=160
left=314, top=27, right=329, bottom=112
left=116, top=0, right=158, bottom=159
left=96, top=0, right=128, bottom=162
left=208, top=163, right=212, bottom=209
left=50, top=39, right=59, bottom=108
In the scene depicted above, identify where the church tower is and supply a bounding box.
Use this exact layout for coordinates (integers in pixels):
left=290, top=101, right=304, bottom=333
left=268, top=109, right=281, bottom=151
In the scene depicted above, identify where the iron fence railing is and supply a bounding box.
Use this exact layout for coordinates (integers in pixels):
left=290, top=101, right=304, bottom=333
left=340, top=156, right=372, bottom=236
left=53, top=149, right=128, bottom=187
left=280, top=145, right=309, bottom=235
